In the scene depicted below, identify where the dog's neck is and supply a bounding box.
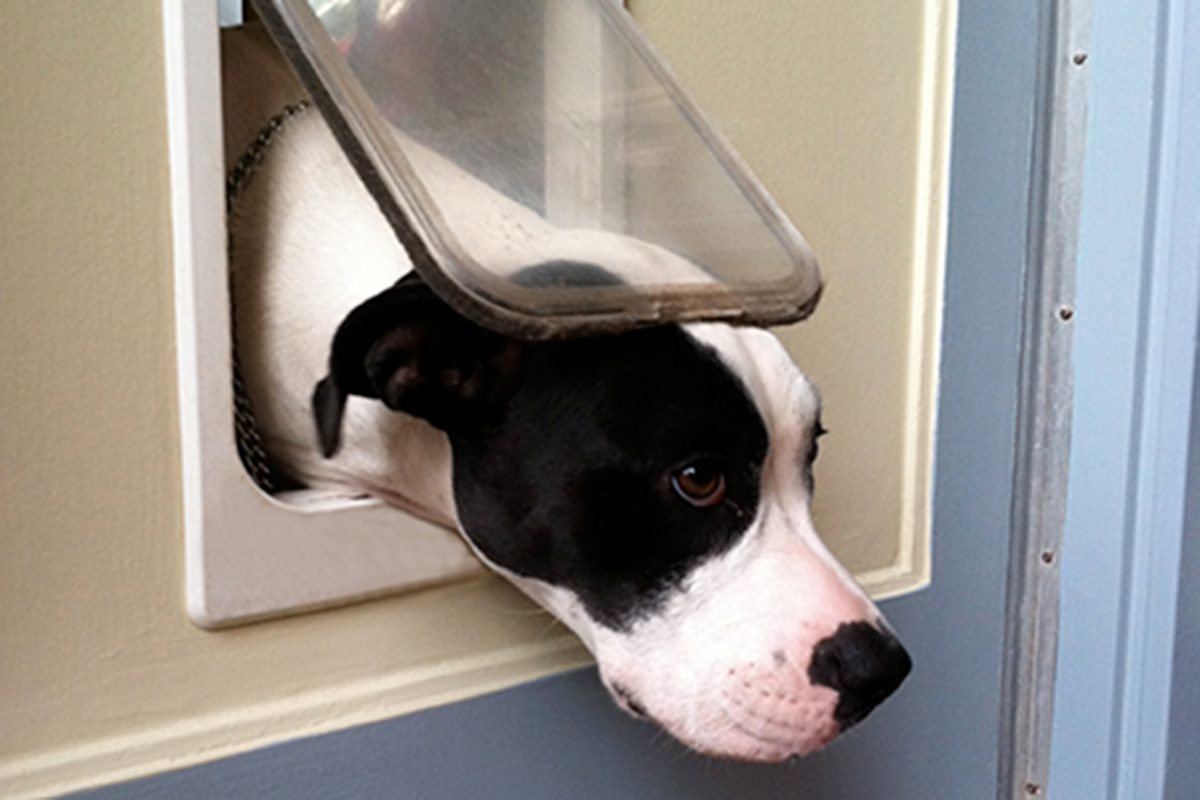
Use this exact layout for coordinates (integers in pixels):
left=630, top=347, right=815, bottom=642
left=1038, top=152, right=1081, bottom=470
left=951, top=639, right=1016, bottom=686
left=294, top=400, right=461, bottom=529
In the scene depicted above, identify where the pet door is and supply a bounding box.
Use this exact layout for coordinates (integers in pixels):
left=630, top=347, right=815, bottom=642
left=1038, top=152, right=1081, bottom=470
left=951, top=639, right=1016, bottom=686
left=250, top=0, right=823, bottom=338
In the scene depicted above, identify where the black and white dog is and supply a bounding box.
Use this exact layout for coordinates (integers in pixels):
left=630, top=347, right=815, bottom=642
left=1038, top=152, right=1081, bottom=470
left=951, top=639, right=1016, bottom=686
left=224, top=27, right=910, bottom=762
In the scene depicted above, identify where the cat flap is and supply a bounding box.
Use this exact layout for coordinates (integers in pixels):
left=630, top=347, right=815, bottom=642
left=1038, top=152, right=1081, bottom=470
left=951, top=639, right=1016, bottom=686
left=250, top=0, right=822, bottom=339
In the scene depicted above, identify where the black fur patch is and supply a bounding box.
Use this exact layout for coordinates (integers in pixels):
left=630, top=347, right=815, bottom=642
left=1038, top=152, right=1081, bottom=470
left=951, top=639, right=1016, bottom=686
left=312, top=274, right=521, bottom=454
left=511, top=260, right=623, bottom=289
left=450, top=326, right=769, bottom=631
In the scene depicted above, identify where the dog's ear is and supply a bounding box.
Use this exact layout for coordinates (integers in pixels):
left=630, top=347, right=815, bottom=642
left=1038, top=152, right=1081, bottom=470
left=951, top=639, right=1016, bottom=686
left=312, top=274, right=523, bottom=457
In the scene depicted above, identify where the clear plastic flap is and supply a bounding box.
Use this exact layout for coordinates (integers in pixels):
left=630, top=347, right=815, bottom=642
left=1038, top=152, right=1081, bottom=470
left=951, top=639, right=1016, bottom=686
left=251, top=0, right=822, bottom=338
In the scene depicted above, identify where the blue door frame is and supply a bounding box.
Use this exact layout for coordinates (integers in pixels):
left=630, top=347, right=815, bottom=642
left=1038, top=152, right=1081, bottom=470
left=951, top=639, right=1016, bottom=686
left=1050, top=0, right=1200, bottom=797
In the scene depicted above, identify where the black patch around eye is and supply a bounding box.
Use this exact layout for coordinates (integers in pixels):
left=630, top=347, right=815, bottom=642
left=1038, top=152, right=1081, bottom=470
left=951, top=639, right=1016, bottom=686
left=449, top=326, right=768, bottom=631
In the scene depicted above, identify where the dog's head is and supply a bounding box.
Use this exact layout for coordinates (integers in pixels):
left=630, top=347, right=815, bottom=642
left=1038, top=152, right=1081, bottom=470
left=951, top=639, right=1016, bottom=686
left=313, top=272, right=910, bottom=761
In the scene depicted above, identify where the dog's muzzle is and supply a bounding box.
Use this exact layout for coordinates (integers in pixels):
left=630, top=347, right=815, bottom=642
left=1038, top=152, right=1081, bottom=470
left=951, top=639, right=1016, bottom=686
left=601, top=619, right=911, bottom=762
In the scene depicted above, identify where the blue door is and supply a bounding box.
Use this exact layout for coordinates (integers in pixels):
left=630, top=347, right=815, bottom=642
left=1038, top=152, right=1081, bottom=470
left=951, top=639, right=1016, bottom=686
left=80, top=0, right=1200, bottom=796
left=78, top=1, right=1041, bottom=797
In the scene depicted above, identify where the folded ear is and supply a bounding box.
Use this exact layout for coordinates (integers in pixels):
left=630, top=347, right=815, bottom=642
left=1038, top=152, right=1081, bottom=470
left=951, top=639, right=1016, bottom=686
left=312, top=274, right=523, bottom=457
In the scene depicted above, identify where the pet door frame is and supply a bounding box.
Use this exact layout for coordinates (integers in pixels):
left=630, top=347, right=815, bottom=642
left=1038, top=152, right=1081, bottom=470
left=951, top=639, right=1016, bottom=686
left=168, top=0, right=500, bottom=630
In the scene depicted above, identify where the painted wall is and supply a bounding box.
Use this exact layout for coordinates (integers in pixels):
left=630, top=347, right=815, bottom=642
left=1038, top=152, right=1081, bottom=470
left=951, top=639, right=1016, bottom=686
left=0, top=1, right=946, bottom=795
left=0, top=4, right=583, bottom=795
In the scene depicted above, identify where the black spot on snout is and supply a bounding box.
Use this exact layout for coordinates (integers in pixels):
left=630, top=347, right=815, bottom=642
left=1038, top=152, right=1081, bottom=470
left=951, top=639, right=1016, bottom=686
left=808, top=622, right=912, bottom=730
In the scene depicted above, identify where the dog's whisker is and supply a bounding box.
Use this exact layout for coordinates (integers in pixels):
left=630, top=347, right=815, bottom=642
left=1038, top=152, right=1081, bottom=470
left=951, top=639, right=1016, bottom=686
left=537, top=616, right=565, bottom=639
left=494, top=604, right=556, bottom=618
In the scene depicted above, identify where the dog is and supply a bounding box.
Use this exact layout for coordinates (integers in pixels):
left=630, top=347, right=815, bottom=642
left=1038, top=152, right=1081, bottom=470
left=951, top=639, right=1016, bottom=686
left=222, top=26, right=910, bottom=762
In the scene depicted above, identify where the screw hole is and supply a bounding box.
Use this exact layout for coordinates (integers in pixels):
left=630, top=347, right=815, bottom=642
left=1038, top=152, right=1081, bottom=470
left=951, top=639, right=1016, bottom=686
left=1073, top=52, right=1088, bottom=65
left=1058, top=306, right=1075, bottom=321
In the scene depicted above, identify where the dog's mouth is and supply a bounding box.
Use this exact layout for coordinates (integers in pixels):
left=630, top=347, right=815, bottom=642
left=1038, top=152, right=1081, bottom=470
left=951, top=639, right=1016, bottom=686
left=611, top=682, right=651, bottom=720
left=605, top=678, right=842, bottom=763
left=713, top=691, right=842, bottom=761
left=651, top=706, right=840, bottom=764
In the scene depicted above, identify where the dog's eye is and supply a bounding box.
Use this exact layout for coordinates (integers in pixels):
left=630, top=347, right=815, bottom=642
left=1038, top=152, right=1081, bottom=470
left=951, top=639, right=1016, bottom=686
left=671, top=461, right=727, bottom=508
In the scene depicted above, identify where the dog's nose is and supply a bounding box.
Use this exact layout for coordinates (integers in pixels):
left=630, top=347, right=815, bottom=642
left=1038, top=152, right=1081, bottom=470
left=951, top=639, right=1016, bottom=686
left=807, top=621, right=912, bottom=730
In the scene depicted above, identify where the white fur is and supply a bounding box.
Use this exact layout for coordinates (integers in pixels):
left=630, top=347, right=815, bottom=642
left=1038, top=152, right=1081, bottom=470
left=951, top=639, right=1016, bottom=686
left=225, top=26, right=889, bottom=762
